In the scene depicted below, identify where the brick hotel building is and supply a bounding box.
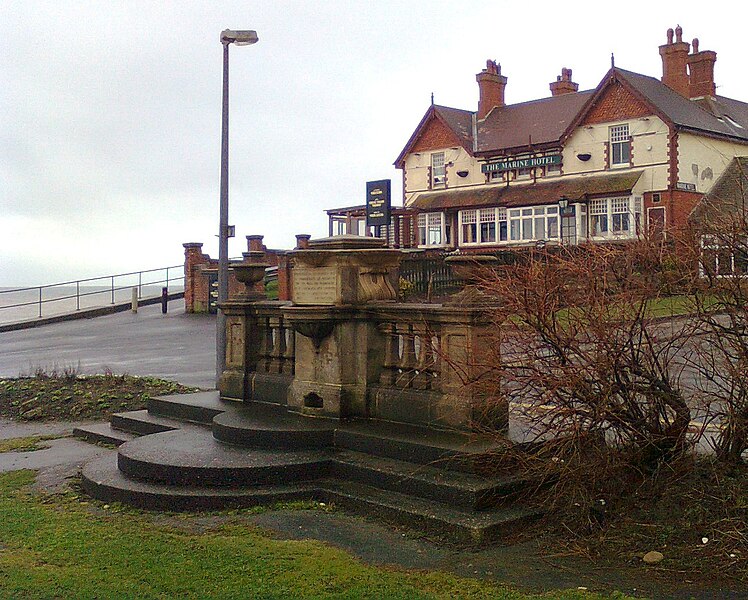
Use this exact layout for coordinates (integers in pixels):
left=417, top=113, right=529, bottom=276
left=328, top=27, right=748, bottom=251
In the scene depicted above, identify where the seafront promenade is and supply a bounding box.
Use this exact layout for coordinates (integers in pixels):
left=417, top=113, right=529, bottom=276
left=0, top=300, right=215, bottom=389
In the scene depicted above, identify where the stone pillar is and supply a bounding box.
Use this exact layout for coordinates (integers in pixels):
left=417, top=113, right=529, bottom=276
left=283, top=235, right=402, bottom=420
left=277, top=253, right=292, bottom=301
left=295, top=234, right=311, bottom=249
left=246, top=235, right=265, bottom=253
left=183, top=243, right=206, bottom=313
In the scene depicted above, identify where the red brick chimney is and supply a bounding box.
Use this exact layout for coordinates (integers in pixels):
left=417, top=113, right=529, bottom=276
left=549, top=68, right=578, bottom=96
left=476, top=60, right=507, bottom=120
left=686, top=38, right=717, bottom=98
left=659, top=26, right=690, bottom=97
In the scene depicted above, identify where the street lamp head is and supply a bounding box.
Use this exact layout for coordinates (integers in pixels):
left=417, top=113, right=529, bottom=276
left=220, top=29, right=258, bottom=46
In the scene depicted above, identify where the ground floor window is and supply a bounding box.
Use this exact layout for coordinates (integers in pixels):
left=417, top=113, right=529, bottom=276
left=701, top=236, right=748, bottom=277
left=508, top=206, right=559, bottom=242
left=417, top=212, right=451, bottom=246
left=459, top=206, right=558, bottom=245
left=589, top=196, right=640, bottom=240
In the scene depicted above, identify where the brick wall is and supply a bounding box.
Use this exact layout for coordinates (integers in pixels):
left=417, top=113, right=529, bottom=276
left=183, top=236, right=286, bottom=313
left=412, top=118, right=462, bottom=153
left=583, top=82, right=652, bottom=125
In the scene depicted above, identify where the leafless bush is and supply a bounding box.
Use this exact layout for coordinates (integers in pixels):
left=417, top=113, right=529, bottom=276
left=474, top=241, right=696, bottom=513
left=687, top=210, right=748, bottom=464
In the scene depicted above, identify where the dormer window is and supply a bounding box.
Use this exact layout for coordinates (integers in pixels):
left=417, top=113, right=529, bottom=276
left=610, top=124, right=630, bottom=167
left=431, top=152, right=446, bottom=187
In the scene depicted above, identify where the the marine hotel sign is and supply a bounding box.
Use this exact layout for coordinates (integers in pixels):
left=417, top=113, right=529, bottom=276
left=481, top=154, right=561, bottom=173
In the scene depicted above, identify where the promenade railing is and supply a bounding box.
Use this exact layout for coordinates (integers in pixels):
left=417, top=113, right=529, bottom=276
left=0, top=265, right=185, bottom=324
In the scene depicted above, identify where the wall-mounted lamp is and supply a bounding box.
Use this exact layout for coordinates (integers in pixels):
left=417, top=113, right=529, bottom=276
left=558, top=196, right=569, bottom=209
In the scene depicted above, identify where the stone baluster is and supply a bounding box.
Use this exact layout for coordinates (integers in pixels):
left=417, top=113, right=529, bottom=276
left=413, top=325, right=434, bottom=391
left=283, top=325, right=296, bottom=375
left=256, top=316, right=272, bottom=372
left=399, top=323, right=417, bottom=388
left=269, top=316, right=285, bottom=373
left=378, top=322, right=398, bottom=386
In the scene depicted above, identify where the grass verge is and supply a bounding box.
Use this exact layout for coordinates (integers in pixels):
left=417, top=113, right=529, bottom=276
left=0, top=471, right=626, bottom=600
left=0, top=373, right=198, bottom=421
left=0, top=434, right=63, bottom=453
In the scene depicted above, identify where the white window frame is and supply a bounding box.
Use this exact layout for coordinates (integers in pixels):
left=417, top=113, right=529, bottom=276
left=417, top=212, right=449, bottom=247
left=700, top=236, right=748, bottom=278
left=461, top=205, right=559, bottom=246
left=431, top=152, right=446, bottom=188
left=609, top=124, right=630, bottom=167
left=589, top=196, right=639, bottom=240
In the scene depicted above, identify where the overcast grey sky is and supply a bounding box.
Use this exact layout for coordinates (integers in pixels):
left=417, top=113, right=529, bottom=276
left=2, top=1, right=747, bottom=286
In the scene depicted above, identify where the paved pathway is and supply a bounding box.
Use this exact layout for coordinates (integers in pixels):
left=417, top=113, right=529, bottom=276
left=0, top=300, right=216, bottom=389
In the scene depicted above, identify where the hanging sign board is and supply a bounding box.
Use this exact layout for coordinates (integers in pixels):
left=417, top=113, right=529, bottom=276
left=366, top=179, right=391, bottom=227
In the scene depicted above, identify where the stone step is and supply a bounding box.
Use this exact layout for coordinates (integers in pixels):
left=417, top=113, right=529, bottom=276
left=147, top=391, right=238, bottom=425
left=81, top=456, right=542, bottom=546
left=73, top=423, right=137, bottom=447
left=82, top=454, right=320, bottom=511
left=212, top=404, right=335, bottom=450
left=116, top=428, right=333, bottom=487
left=334, top=421, right=501, bottom=474
left=318, top=479, right=544, bottom=546
left=332, top=450, right=530, bottom=511
left=110, top=410, right=185, bottom=436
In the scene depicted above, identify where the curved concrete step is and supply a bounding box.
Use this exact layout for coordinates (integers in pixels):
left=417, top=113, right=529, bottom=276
left=111, top=410, right=184, bottom=436
left=147, top=391, right=238, bottom=425
left=82, top=454, right=319, bottom=511
left=81, top=456, right=542, bottom=545
left=117, top=428, right=332, bottom=487
left=73, top=423, right=137, bottom=447
left=212, top=405, right=335, bottom=450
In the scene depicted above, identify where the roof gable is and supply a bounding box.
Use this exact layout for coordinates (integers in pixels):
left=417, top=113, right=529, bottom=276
left=394, top=105, right=473, bottom=168
left=581, top=80, right=653, bottom=125
left=564, top=67, right=748, bottom=144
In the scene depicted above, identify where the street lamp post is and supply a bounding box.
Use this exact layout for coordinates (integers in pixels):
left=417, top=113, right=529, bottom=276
left=216, top=29, right=258, bottom=385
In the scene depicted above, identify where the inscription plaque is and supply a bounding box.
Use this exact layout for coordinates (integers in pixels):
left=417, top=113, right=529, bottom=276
left=293, top=266, right=338, bottom=305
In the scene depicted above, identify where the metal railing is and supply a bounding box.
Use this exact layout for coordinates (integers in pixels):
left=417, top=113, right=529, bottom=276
left=0, top=265, right=185, bottom=324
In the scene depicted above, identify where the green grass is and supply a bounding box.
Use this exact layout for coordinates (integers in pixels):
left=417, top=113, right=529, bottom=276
left=0, top=434, right=62, bottom=453
left=0, top=471, right=630, bottom=600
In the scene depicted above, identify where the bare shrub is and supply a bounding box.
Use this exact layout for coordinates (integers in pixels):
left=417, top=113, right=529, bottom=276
left=687, top=210, right=748, bottom=464
left=475, top=241, right=695, bottom=514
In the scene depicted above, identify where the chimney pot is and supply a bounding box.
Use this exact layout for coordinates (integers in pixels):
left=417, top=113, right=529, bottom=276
left=550, top=67, right=578, bottom=96
left=660, top=26, right=690, bottom=97
left=687, top=41, right=717, bottom=98
left=476, top=59, right=508, bottom=119
left=692, top=38, right=699, bottom=53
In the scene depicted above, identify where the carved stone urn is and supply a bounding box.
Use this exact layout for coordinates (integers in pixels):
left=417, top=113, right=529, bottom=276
left=231, top=262, right=269, bottom=300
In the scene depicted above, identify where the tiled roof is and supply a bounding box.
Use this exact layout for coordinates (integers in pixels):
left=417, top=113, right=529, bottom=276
left=477, top=91, right=594, bottom=153
left=690, top=157, right=748, bottom=223
left=435, top=105, right=474, bottom=149
left=606, top=69, right=748, bottom=142
left=409, top=171, right=643, bottom=211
